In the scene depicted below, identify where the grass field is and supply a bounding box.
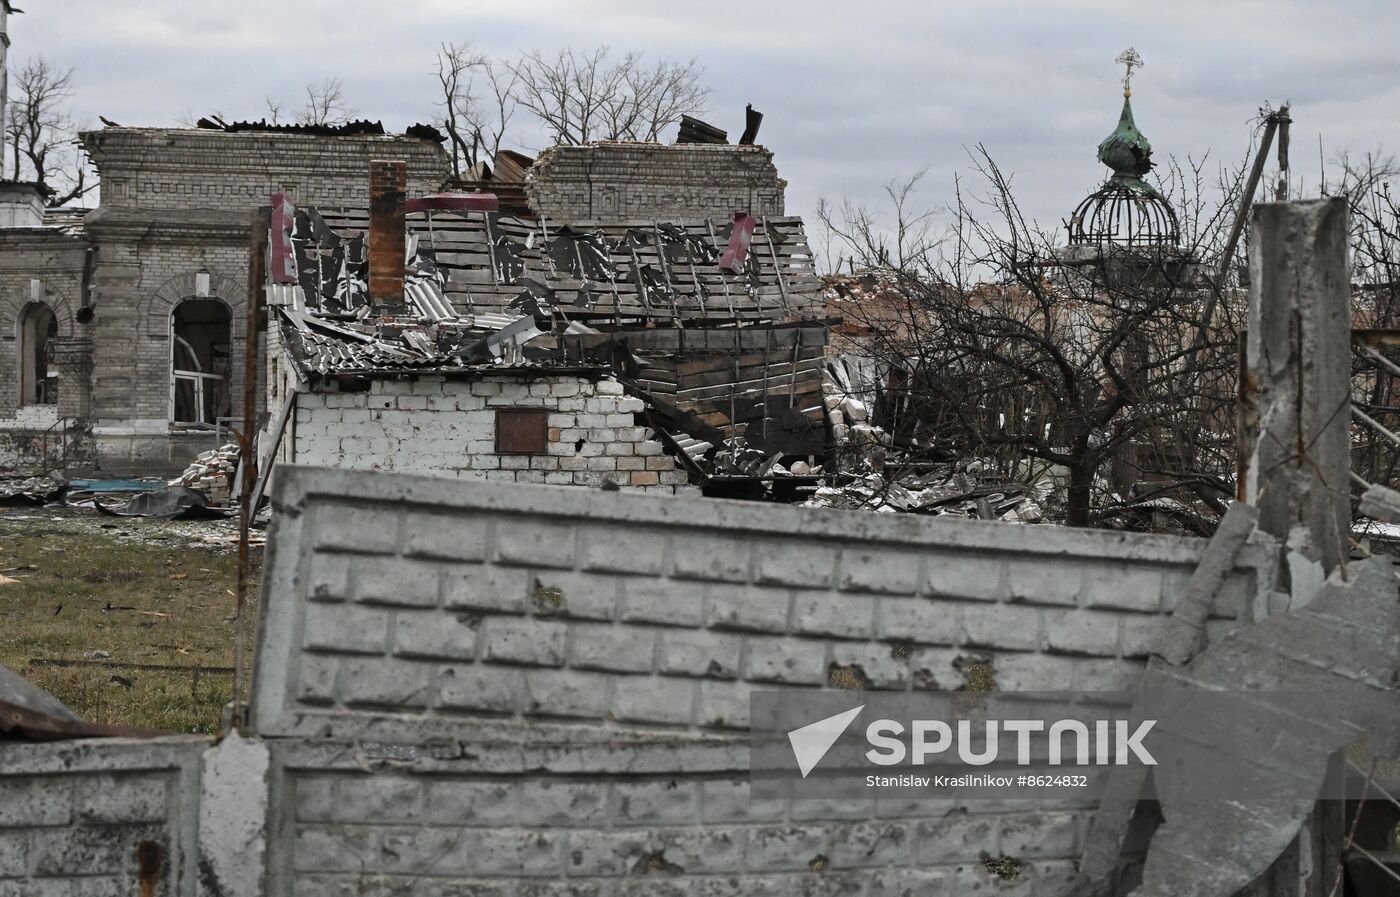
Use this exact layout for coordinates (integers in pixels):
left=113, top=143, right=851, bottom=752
left=0, top=508, right=260, bottom=733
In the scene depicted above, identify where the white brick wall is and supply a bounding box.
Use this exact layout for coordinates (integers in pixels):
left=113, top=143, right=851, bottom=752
left=0, top=405, right=59, bottom=428
left=292, top=375, right=692, bottom=493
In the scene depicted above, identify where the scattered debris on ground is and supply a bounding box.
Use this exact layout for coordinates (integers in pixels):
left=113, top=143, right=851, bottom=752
left=0, top=506, right=254, bottom=732
left=95, top=485, right=230, bottom=520
left=0, top=475, right=66, bottom=507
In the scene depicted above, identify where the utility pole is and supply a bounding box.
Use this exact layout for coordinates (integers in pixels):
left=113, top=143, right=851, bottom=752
left=1192, top=104, right=1288, bottom=352
left=1245, top=197, right=1350, bottom=573
left=1274, top=102, right=1292, bottom=201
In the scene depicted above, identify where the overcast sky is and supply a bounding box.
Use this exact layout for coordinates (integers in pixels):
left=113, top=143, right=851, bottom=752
left=14, top=1, right=1399, bottom=246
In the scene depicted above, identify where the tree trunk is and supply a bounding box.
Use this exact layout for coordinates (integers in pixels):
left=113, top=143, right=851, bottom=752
left=1067, top=459, right=1095, bottom=527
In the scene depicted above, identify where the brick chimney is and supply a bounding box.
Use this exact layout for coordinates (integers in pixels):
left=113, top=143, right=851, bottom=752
left=368, top=159, right=407, bottom=313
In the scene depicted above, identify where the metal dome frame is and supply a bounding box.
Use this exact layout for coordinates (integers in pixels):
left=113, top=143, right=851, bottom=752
left=1067, top=181, right=1180, bottom=249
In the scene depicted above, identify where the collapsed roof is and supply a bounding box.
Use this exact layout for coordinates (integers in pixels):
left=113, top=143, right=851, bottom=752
left=305, top=207, right=823, bottom=324
left=193, top=116, right=446, bottom=142
left=270, top=204, right=833, bottom=482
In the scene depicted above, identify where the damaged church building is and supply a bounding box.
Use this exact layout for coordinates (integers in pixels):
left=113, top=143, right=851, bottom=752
left=0, top=114, right=828, bottom=492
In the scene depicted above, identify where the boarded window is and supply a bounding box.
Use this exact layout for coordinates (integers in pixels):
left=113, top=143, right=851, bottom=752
left=495, top=408, right=549, bottom=454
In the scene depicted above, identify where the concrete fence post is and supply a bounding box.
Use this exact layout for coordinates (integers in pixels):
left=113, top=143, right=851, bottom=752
left=1245, top=197, right=1351, bottom=574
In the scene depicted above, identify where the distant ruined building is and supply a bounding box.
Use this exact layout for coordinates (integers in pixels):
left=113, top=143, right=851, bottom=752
left=0, top=117, right=804, bottom=481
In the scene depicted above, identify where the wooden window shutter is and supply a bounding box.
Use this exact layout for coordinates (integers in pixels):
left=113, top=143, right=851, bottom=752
left=495, top=408, right=549, bottom=454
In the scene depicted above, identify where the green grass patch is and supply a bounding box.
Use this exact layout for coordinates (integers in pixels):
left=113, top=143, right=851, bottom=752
left=0, top=511, right=259, bottom=733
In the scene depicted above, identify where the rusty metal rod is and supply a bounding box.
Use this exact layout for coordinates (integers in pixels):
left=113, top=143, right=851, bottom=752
left=233, top=206, right=270, bottom=734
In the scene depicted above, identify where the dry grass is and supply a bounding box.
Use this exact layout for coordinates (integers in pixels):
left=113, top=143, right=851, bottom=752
left=0, top=508, right=260, bottom=733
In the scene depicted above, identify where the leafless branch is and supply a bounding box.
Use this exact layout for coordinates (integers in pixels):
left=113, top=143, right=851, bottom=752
left=5, top=56, right=96, bottom=207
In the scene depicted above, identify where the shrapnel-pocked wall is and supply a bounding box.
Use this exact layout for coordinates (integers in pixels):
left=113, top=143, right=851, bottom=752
left=0, top=737, right=209, bottom=895
left=0, top=467, right=1277, bottom=895
left=246, top=466, right=1275, bottom=896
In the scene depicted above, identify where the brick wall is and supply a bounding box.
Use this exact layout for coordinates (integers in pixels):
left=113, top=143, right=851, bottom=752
left=80, top=128, right=449, bottom=211
left=246, top=466, right=1276, bottom=895
left=527, top=143, right=787, bottom=221
left=293, top=375, right=692, bottom=492
left=17, top=126, right=453, bottom=474
left=80, top=234, right=252, bottom=475
left=367, top=160, right=407, bottom=310
left=0, top=230, right=87, bottom=421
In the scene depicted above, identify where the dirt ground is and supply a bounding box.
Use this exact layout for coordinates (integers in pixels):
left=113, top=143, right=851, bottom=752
left=0, top=504, right=261, bottom=734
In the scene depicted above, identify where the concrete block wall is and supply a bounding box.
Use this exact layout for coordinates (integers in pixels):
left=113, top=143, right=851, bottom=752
left=0, top=737, right=207, bottom=896
left=292, top=375, right=691, bottom=492
left=527, top=143, right=786, bottom=221
left=269, top=737, right=1082, bottom=896
left=248, top=466, right=1277, bottom=895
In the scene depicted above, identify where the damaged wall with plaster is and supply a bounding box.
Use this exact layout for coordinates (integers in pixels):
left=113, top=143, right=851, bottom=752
left=293, top=375, right=693, bottom=492
left=0, top=228, right=89, bottom=471
left=527, top=142, right=786, bottom=221
left=0, top=466, right=1279, bottom=894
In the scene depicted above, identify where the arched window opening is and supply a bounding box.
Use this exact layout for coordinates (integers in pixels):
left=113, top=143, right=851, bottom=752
left=18, top=302, right=57, bottom=406
left=171, top=298, right=231, bottom=427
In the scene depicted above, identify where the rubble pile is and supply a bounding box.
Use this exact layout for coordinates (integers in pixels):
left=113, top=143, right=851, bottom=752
left=0, top=475, right=66, bottom=506
left=169, top=444, right=238, bottom=507
left=802, top=466, right=1047, bottom=520
left=825, top=392, right=879, bottom=447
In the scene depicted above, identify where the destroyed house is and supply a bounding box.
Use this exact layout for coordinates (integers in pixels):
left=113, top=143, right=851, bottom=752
left=264, top=157, right=834, bottom=493
left=0, top=116, right=835, bottom=489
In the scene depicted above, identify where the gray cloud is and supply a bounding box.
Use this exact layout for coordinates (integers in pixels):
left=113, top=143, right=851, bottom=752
left=14, top=1, right=1397, bottom=238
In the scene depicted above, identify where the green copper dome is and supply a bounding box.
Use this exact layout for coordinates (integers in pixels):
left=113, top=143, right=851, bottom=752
left=1067, top=53, right=1179, bottom=248
left=1096, top=96, right=1155, bottom=189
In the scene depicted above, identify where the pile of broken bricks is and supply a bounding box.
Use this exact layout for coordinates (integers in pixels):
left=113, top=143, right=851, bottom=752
left=168, top=444, right=238, bottom=508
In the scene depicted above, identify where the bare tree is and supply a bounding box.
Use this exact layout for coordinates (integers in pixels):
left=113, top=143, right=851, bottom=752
left=819, top=149, right=1246, bottom=529
left=256, top=77, right=357, bottom=128
left=434, top=43, right=520, bottom=178
left=295, top=77, right=357, bottom=127
left=1328, top=154, right=1400, bottom=500
left=262, top=98, right=286, bottom=126
left=508, top=47, right=708, bottom=145
left=6, top=56, right=95, bottom=207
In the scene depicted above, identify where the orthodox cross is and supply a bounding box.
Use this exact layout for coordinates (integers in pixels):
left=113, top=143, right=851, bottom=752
left=1115, top=47, right=1143, bottom=97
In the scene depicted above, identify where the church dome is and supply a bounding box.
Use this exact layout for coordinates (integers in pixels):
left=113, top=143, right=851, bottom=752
left=1067, top=52, right=1180, bottom=249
